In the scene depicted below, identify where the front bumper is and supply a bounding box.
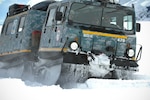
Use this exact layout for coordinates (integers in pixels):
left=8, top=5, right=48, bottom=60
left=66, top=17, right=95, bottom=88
left=63, top=52, right=138, bottom=70
left=63, top=52, right=88, bottom=64
left=111, top=58, right=138, bottom=67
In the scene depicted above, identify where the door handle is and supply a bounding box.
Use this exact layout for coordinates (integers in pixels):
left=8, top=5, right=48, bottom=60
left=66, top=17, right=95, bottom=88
left=54, top=27, right=57, bottom=32
left=16, top=34, right=18, bottom=38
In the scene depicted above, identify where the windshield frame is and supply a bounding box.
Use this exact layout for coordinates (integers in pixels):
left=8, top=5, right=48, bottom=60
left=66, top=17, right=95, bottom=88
left=68, top=2, right=135, bottom=35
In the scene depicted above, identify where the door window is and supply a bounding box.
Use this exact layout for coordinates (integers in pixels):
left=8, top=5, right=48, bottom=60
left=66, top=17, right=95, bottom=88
left=6, top=18, right=19, bottom=35
left=6, top=22, right=13, bottom=35
left=11, top=19, right=18, bottom=34
left=18, top=16, right=26, bottom=32
left=57, top=5, right=67, bottom=24
left=123, top=15, right=133, bottom=30
left=46, top=8, right=57, bottom=26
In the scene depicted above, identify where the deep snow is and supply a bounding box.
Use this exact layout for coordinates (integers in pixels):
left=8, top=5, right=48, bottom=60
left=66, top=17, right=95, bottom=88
left=0, top=78, right=150, bottom=100
left=1, top=75, right=149, bottom=100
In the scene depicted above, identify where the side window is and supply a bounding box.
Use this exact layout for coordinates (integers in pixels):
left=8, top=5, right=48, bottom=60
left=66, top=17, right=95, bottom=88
left=18, top=16, right=26, bottom=32
left=6, top=19, right=18, bottom=35
left=11, top=19, right=18, bottom=34
left=110, top=17, right=117, bottom=25
left=6, top=22, right=13, bottom=35
left=123, top=15, right=133, bottom=30
left=46, top=7, right=57, bottom=26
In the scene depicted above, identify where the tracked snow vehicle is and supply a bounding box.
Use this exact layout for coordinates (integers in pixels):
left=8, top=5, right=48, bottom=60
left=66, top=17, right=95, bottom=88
left=0, top=0, right=142, bottom=85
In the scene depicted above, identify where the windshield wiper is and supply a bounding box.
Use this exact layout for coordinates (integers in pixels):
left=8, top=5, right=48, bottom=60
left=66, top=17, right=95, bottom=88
left=68, top=22, right=103, bottom=31
left=68, top=21, right=125, bottom=35
left=105, top=27, right=125, bottom=35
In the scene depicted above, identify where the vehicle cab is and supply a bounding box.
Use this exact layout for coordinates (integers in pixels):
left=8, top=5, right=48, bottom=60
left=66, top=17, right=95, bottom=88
left=39, top=0, right=142, bottom=77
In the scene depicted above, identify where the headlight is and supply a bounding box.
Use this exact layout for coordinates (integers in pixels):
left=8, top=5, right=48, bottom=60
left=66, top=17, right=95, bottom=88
left=127, top=49, right=135, bottom=58
left=70, top=42, right=79, bottom=51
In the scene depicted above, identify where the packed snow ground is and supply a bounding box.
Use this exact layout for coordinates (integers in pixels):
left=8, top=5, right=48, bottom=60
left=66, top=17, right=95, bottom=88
left=0, top=78, right=150, bottom=100
left=0, top=21, right=150, bottom=100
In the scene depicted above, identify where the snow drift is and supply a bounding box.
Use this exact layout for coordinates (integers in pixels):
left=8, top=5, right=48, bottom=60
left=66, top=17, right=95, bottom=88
left=0, top=78, right=150, bottom=100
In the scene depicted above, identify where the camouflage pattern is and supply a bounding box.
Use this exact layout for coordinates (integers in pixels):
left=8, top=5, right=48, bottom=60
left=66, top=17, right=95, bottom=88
left=0, top=9, right=46, bottom=55
left=0, top=0, right=138, bottom=66
left=39, top=0, right=137, bottom=60
left=0, top=0, right=141, bottom=85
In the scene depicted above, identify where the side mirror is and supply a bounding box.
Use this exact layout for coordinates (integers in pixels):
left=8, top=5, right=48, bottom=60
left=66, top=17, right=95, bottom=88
left=136, top=23, right=141, bottom=32
left=55, top=11, right=63, bottom=21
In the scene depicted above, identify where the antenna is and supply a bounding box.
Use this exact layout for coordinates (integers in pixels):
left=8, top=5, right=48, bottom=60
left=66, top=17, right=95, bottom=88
left=132, top=4, right=134, bottom=8
left=96, top=0, right=120, bottom=4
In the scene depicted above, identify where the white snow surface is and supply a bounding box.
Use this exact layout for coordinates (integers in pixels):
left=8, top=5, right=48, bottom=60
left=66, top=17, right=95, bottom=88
left=0, top=78, right=150, bottom=100
left=0, top=21, right=150, bottom=100
left=136, top=21, right=150, bottom=75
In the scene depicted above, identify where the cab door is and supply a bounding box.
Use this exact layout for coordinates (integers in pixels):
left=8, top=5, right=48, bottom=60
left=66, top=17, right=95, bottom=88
left=0, top=14, right=26, bottom=55
left=40, top=3, right=68, bottom=51
left=41, top=5, right=58, bottom=48
left=13, top=15, right=26, bottom=51
left=0, top=17, right=20, bottom=54
left=53, top=3, right=68, bottom=47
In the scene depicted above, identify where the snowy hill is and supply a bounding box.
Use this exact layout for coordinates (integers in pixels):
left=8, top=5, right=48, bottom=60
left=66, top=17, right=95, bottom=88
left=122, top=0, right=150, bottom=21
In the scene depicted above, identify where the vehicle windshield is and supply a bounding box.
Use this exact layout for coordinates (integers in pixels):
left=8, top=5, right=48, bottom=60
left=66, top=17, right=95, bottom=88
left=69, top=3, right=134, bottom=34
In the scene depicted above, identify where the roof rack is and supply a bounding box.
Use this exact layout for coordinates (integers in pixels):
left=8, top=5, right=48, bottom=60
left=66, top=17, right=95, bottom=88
left=96, top=0, right=120, bottom=4
left=8, top=4, right=30, bottom=16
